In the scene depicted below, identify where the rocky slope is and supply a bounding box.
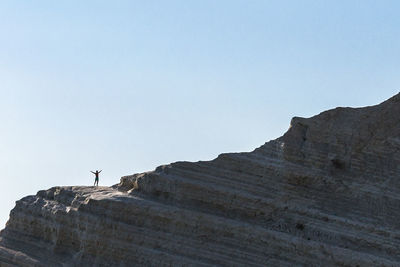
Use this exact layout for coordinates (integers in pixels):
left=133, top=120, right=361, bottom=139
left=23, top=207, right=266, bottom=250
left=1, top=94, right=400, bottom=266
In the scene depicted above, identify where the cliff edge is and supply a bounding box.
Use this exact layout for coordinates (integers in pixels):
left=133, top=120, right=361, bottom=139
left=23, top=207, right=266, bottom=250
left=1, top=94, right=400, bottom=266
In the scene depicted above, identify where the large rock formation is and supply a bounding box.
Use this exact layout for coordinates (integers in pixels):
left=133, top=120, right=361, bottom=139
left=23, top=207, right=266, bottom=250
left=1, top=94, right=400, bottom=266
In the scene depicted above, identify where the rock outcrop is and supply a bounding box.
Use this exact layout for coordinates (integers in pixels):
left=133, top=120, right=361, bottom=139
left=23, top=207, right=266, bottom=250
left=1, top=94, right=400, bottom=266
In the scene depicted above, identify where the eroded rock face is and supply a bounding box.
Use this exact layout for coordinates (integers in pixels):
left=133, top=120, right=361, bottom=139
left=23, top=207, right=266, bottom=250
left=1, top=94, right=400, bottom=266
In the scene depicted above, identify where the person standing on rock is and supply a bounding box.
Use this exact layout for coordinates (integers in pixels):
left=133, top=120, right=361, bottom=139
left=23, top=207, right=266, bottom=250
left=91, top=170, right=102, bottom=186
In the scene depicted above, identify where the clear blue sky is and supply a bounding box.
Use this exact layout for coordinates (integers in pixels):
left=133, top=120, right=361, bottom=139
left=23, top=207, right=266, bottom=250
left=1, top=1, right=399, bottom=228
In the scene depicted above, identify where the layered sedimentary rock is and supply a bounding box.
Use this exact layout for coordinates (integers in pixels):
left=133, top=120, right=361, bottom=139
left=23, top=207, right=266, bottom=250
left=1, top=94, right=400, bottom=266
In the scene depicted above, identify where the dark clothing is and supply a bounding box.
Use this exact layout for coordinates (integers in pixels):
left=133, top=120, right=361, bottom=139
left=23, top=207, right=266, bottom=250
left=91, top=170, right=101, bottom=186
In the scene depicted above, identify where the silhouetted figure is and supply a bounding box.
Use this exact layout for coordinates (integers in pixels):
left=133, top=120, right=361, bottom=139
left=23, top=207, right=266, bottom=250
left=91, top=170, right=102, bottom=186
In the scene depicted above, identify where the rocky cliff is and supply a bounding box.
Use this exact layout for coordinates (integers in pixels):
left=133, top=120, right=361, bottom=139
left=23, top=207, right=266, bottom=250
left=1, top=94, right=400, bottom=266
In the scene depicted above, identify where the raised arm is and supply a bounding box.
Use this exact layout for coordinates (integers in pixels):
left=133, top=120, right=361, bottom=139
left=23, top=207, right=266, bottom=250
left=99, top=170, right=102, bottom=173
left=90, top=171, right=95, bottom=174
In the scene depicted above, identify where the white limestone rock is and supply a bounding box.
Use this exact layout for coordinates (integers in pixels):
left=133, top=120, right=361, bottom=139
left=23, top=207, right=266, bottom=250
left=1, top=93, right=400, bottom=266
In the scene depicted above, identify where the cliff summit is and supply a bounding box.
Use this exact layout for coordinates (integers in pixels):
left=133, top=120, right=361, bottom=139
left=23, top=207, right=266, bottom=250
left=1, top=94, right=400, bottom=266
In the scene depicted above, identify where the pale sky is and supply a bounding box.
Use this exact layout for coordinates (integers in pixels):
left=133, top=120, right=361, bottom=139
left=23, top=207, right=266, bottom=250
left=1, top=1, right=399, bottom=228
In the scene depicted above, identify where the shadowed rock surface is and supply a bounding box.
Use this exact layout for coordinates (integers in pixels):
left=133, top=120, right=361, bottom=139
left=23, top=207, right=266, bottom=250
left=1, top=94, right=400, bottom=266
